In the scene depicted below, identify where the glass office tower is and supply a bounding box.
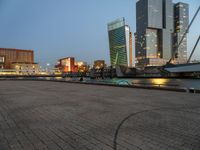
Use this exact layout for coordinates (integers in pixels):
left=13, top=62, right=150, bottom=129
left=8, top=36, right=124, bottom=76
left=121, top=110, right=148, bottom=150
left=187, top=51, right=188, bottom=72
left=135, top=0, right=174, bottom=68
left=108, top=18, right=132, bottom=67
left=174, top=2, right=189, bottom=64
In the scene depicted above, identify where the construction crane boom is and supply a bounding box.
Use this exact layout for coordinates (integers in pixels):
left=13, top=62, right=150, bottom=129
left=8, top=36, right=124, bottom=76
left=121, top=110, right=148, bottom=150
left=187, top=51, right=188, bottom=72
left=187, top=35, right=200, bottom=63
left=168, top=6, right=200, bottom=64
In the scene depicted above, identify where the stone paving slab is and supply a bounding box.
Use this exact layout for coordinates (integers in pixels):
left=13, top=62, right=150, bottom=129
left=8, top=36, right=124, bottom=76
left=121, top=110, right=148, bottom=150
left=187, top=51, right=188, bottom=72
left=0, top=80, right=200, bottom=150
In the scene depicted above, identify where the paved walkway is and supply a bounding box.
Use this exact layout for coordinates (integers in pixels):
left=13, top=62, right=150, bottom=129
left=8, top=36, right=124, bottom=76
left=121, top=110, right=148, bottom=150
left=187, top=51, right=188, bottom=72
left=0, top=80, right=200, bottom=150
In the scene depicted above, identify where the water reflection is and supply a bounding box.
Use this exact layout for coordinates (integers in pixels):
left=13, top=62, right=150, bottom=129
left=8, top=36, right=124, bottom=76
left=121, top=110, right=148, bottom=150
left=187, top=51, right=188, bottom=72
left=37, top=77, right=200, bottom=90
left=55, top=77, right=62, bottom=80
left=151, top=78, right=170, bottom=85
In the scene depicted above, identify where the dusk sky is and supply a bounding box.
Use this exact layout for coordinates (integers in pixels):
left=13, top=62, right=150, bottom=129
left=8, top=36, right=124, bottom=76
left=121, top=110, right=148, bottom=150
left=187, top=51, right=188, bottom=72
left=0, top=0, right=199, bottom=67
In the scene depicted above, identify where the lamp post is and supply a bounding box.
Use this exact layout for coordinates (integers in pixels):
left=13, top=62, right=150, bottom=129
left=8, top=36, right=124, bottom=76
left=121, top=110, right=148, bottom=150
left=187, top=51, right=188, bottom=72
left=46, top=63, right=50, bottom=74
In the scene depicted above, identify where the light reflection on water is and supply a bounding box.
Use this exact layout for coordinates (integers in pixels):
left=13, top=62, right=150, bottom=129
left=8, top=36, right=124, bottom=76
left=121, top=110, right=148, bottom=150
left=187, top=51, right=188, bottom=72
left=151, top=78, right=170, bottom=85
left=106, top=78, right=200, bottom=89
left=55, top=77, right=62, bottom=80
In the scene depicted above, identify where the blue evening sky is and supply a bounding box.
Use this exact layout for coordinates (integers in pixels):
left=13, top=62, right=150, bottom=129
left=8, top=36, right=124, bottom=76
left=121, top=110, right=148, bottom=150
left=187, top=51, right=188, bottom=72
left=0, top=0, right=199, bottom=66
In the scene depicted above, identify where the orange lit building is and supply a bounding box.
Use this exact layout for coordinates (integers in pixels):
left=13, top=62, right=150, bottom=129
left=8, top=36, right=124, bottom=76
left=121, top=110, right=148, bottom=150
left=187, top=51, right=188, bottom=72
left=0, top=48, right=34, bottom=69
left=93, top=60, right=106, bottom=69
left=56, top=57, right=78, bottom=73
left=75, top=61, right=89, bottom=73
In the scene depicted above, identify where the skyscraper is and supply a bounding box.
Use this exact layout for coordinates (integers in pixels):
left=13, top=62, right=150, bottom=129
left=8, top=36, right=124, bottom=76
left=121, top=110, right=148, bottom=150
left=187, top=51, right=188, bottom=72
left=173, top=2, right=189, bottom=64
left=135, top=0, right=189, bottom=68
left=108, top=18, right=132, bottom=67
left=135, top=0, right=174, bottom=68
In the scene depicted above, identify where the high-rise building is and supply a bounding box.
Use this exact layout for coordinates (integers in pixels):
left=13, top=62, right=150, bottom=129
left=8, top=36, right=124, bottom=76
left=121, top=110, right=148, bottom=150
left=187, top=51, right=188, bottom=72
left=129, top=32, right=133, bottom=67
left=108, top=18, right=132, bottom=67
left=0, top=48, right=34, bottom=69
left=135, top=0, right=174, bottom=68
left=173, top=2, right=189, bottom=64
left=135, top=0, right=189, bottom=68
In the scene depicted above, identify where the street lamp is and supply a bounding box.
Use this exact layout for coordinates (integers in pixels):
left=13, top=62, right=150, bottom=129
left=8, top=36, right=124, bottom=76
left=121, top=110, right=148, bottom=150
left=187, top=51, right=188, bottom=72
left=46, top=63, right=50, bottom=73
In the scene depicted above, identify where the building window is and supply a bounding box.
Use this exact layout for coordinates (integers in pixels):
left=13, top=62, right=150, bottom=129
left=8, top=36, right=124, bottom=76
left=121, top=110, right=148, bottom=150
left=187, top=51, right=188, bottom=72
left=0, top=56, right=5, bottom=63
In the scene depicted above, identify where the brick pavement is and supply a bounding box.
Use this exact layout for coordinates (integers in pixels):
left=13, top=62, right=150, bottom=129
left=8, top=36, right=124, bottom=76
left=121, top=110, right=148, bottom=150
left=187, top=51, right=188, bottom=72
left=0, top=80, right=200, bottom=150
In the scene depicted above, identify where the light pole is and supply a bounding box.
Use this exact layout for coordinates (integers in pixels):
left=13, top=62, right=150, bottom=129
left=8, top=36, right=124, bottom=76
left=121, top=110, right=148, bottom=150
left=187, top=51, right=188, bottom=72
left=46, top=63, right=50, bottom=74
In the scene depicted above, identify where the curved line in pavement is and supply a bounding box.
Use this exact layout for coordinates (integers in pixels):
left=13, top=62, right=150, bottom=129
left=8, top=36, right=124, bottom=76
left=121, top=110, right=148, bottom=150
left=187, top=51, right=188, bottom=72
left=113, top=106, right=200, bottom=150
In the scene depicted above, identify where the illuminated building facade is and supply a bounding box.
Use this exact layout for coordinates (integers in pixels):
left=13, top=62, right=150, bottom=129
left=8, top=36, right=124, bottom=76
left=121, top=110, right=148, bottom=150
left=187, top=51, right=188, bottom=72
left=129, top=32, right=133, bottom=67
left=93, top=60, right=106, bottom=69
left=75, top=61, right=89, bottom=73
left=173, top=2, right=189, bottom=64
left=135, top=0, right=174, bottom=68
left=11, top=63, right=39, bottom=74
left=0, top=48, right=34, bottom=69
left=108, top=18, right=132, bottom=67
left=56, top=57, right=78, bottom=73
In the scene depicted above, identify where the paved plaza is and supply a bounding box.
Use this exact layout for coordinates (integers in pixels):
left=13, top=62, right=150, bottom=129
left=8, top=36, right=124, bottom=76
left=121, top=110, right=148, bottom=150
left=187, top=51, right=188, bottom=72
left=0, top=80, right=200, bottom=150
